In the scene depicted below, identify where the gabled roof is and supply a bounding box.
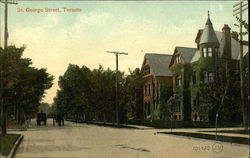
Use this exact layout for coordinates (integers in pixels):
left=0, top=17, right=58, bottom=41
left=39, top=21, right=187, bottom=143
left=191, top=31, right=248, bottom=62
left=176, top=47, right=197, bottom=63
left=143, top=53, right=172, bottom=77
left=169, top=47, right=197, bottom=68
left=200, top=17, right=219, bottom=45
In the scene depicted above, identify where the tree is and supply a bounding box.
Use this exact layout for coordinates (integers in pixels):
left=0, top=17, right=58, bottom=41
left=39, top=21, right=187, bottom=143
left=198, top=62, right=242, bottom=123
left=54, top=64, right=92, bottom=121
left=234, top=16, right=249, bottom=129
left=0, top=46, right=53, bottom=134
left=53, top=64, right=144, bottom=124
left=123, top=68, right=144, bottom=119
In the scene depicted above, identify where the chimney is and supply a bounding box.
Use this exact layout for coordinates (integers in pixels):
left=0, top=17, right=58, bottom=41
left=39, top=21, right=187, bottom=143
left=222, top=24, right=232, bottom=59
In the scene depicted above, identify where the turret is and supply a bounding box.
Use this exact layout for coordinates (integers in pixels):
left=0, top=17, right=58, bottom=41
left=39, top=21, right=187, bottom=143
left=199, top=11, right=220, bottom=58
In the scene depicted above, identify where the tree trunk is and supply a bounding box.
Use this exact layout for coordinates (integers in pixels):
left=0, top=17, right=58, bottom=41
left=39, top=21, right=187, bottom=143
left=103, top=113, right=106, bottom=124
left=1, top=104, right=7, bottom=135
left=242, top=103, right=249, bottom=129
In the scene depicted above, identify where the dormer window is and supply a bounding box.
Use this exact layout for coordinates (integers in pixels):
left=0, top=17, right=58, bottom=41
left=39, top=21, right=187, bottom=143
left=143, top=65, right=150, bottom=75
left=176, top=55, right=181, bottom=64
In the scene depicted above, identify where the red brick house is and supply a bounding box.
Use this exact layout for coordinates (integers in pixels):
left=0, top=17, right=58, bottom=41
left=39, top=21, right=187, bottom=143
left=141, top=53, right=173, bottom=119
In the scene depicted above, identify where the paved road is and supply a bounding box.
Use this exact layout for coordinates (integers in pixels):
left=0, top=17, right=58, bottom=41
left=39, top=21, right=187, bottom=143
left=13, top=119, right=249, bottom=158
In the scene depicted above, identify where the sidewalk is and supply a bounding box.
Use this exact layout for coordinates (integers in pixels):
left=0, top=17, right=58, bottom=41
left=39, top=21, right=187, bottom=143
left=67, top=119, right=249, bottom=139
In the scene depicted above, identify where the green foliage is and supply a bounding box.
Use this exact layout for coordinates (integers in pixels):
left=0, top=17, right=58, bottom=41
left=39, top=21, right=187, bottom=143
left=234, top=16, right=248, bottom=45
left=159, top=84, right=173, bottom=120
left=159, top=132, right=249, bottom=145
left=198, top=62, right=242, bottom=123
left=170, top=63, right=193, bottom=121
left=53, top=64, right=144, bottom=123
left=0, top=134, right=20, bottom=156
left=0, top=46, right=54, bottom=134
left=235, top=16, right=249, bottom=33
left=123, top=68, right=144, bottom=119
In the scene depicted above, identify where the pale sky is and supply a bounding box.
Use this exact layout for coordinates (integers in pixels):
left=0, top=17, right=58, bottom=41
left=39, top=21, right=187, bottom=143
left=0, top=1, right=248, bottom=104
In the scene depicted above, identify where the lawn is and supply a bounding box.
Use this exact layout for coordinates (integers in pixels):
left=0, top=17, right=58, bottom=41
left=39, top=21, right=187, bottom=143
left=158, top=132, right=249, bottom=145
left=0, top=134, right=20, bottom=156
left=201, top=129, right=249, bottom=135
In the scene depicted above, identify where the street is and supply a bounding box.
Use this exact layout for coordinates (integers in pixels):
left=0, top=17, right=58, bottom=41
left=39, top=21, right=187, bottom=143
left=13, top=119, right=249, bottom=158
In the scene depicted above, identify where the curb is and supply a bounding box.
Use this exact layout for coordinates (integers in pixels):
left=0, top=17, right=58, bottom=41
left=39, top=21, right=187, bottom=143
left=67, top=120, right=140, bottom=129
left=2, top=135, right=24, bottom=158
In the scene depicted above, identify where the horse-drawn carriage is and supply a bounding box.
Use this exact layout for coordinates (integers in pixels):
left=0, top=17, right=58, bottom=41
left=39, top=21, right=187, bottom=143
left=36, top=112, right=47, bottom=125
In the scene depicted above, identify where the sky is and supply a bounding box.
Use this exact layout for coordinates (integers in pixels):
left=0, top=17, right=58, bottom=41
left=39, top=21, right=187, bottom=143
left=0, top=1, right=248, bottom=104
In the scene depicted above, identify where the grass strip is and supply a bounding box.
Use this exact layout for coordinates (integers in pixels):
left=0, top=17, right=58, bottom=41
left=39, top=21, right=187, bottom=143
left=158, top=132, right=249, bottom=145
left=128, top=119, right=241, bottom=129
left=201, top=130, right=249, bottom=135
left=0, top=134, right=20, bottom=156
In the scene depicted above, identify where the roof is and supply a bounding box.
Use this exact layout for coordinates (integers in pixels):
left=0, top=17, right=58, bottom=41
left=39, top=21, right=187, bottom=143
left=176, top=47, right=197, bottom=63
left=191, top=30, right=248, bottom=62
left=169, top=47, right=197, bottom=68
left=200, top=17, right=219, bottom=45
left=190, top=50, right=201, bottom=63
left=216, top=31, right=249, bottom=60
left=144, top=53, right=172, bottom=77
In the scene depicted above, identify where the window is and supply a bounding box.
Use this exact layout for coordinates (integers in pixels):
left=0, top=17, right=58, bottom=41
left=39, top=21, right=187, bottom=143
left=192, top=72, right=196, bottom=84
left=143, top=65, right=150, bottom=75
left=208, top=72, right=214, bottom=82
left=203, top=72, right=214, bottom=83
left=208, top=47, right=213, bottom=57
left=203, top=48, right=207, bottom=57
left=176, top=78, right=181, bottom=86
left=176, top=55, right=181, bottom=64
left=145, top=85, right=147, bottom=96
left=203, top=47, right=213, bottom=57
left=193, top=99, right=197, bottom=106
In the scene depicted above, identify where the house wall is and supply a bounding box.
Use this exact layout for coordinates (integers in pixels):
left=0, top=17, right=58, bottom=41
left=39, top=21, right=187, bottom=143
left=142, top=75, right=172, bottom=119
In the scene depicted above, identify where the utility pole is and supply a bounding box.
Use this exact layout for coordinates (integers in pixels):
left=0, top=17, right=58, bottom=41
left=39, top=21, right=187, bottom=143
left=0, top=0, right=18, bottom=48
left=107, top=51, right=128, bottom=127
left=233, top=0, right=248, bottom=129
left=0, top=0, right=18, bottom=135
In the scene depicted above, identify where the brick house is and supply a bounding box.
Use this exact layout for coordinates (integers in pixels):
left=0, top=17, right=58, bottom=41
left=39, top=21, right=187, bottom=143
left=141, top=53, right=172, bottom=119
left=169, top=14, right=248, bottom=121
